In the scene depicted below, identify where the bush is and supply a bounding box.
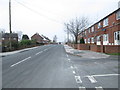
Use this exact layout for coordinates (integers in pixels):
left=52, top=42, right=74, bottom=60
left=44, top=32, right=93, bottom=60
left=80, top=38, right=85, bottom=44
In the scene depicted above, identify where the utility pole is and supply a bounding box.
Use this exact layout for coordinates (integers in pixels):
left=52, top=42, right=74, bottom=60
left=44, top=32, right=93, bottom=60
left=9, top=0, right=12, bottom=50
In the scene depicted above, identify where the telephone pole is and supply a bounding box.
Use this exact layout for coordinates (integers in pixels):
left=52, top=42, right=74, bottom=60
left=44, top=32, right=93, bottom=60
left=9, top=0, right=12, bottom=50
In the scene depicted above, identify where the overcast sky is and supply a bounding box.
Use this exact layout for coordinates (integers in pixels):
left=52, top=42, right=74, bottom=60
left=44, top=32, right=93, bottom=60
left=0, top=0, right=119, bottom=42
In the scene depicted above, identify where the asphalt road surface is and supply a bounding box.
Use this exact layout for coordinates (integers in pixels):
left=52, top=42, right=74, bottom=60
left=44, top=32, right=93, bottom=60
left=2, top=44, right=119, bottom=89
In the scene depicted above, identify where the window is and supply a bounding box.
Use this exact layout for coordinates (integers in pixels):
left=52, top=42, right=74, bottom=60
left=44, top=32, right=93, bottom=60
left=85, top=31, right=86, bottom=35
left=2, top=38, right=5, bottom=40
left=88, top=38, right=90, bottom=43
left=91, top=26, right=94, bottom=32
left=88, top=28, right=90, bottom=33
left=13, top=38, right=16, bottom=40
left=91, top=37, right=94, bottom=43
left=103, top=34, right=108, bottom=41
left=103, top=18, right=108, bottom=27
left=116, top=10, right=120, bottom=20
left=97, top=36, right=101, bottom=41
left=98, top=22, right=102, bottom=29
left=114, top=31, right=120, bottom=40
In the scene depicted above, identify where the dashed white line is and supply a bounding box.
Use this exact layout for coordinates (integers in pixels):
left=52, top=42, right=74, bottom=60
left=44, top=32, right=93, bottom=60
left=10, top=56, right=31, bottom=67
left=79, top=87, right=86, bottom=90
left=75, top=76, right=82, bottom=83
left=95, top=86, right=103, bottom=90
left=35, top=51, right=43, bottom=55
left=87, top=76, right=97, bottom=83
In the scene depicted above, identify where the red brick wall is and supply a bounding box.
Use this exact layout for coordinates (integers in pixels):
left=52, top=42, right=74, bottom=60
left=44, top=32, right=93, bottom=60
left=90, top=45, right=101, bottom=52
left=104, top=45, right=120, bottom=53
left=77, top=44, right=90, bottom=50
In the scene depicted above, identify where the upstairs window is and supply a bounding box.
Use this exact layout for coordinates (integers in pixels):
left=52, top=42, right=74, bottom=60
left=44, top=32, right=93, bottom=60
left=98, top=22, right=102, bottom=29
left=97, top=36, right=101, bottom=41
left=91, top=26, right=94, bottom=32
left=103, top=18, right=108, bottom=27
left=88, top=28, right=90, bottom=33
left=116, top=10, right=120, bottom=20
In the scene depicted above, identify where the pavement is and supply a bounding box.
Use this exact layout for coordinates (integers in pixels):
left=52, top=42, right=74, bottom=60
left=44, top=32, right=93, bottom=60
left=0, top=46, right=39, bottom=57
left=64, top=45, right=110, bottom=59
left=2, top=44, right=119, bottom=89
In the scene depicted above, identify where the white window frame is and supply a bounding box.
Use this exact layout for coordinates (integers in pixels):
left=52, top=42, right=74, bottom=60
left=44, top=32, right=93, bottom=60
left=98, top=22, right=101, bottom=29
left=114, top=31, right=120, bottom=45
left=88, top=28, right=90, bottom=33
left=103, top=18, right=108, bottom=27
left=116, top=10, right=120, bottom=20
left=91, top=26, right=94, bottom=32
left=2, top=38, right=5, bottom=40
left=88, top=38, right=90, bottom=43
left=91, top=37, right=94, bottom=43
left=103, top=34, right=109, bottom=45
left=97, top=36, right=101, bottom=45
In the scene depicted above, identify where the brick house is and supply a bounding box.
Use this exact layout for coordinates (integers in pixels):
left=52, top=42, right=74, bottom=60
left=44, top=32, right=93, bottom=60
left=31, top=33, right=44, bottom=44
left=2, top=33, right=18, bottom=46
left=78, top=8, right=120, bottom=53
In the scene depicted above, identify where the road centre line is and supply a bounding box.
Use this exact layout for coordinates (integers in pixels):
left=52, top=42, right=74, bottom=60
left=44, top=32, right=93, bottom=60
left=75, top=76, right=82, bottom=83
left=10, top=56, right=31, bottom=67
left=35, top=51, right=43, bottom=55
left=87, top=76, right=97, bottom=83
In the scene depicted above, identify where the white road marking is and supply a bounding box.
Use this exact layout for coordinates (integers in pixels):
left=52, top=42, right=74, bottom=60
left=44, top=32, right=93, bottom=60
left=87, top=76, right=97, bottom=83
left=35, top=51, right=43, bottom=55
left=79, top=87, right=86, bottom=90
left=70, top=66, right=74, bottom=69
left=66, top=54, right=69, bottom=57
left=73, top=71, right=76, bottom=74
left=10, top=56, right=31, bottom=67
left=68, top=58, right=71, bottom=61
left=92, top=74, right=120, bottom=77
left=75, top=76, right=82, bottom=83
left=95, top=86, right=103, bottom=90
left=44, top=49, right=47, bottom=51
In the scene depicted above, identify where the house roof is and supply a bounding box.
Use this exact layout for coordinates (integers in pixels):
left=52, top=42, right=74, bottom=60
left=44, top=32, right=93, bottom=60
left=87, top=8, right=120, bottom=29
left=2, top=33, right=18, bottom=38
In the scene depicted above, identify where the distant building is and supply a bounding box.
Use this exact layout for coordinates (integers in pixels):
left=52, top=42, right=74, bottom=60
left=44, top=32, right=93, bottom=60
left=1, top=33, right=18, bottom=46
left=41, top=35, right=51, bottom=44
left=31, top=33, right=44, bottom=44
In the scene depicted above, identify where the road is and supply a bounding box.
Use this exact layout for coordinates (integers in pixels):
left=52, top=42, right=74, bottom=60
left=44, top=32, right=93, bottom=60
left=2, top=44, right=119, bottom=89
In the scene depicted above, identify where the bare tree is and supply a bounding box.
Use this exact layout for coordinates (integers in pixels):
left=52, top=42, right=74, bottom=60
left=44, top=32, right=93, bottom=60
left=64, top=17, right=89, bottom=44
left=53, top=35, right=57, bottom=43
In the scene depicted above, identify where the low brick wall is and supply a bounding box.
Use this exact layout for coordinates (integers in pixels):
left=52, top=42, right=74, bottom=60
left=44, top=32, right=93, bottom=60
left=67, top=44, right=120, bottom=54
left=90, top=45, right=101, bottom=52
left=104, top=45, right=120, bottom=53
left=77, top=44, right=90, bottom=50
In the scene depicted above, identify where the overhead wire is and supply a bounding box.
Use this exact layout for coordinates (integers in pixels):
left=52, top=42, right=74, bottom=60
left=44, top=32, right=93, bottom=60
left=14, top=0, right=63, bottom=25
